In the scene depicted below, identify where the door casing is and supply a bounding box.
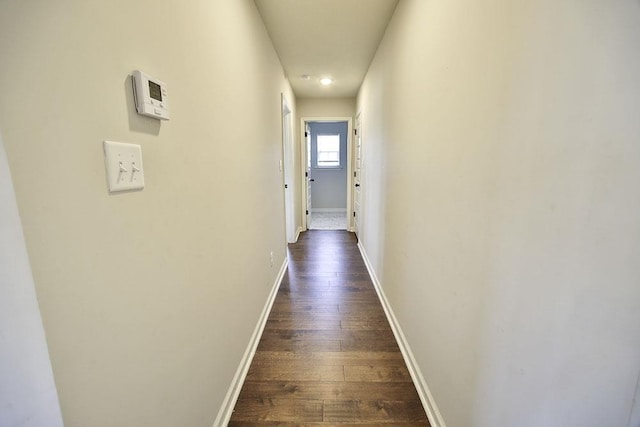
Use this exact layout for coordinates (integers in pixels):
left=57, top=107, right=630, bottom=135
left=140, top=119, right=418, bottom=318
left=353, top=112, right=363, bottom=239
left=300, top=116, right=353, bottom=231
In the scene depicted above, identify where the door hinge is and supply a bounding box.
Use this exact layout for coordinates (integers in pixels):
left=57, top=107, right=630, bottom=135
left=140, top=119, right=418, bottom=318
left=305, top=171, right=308, bottom=177
left=354, top=171, right=357, bottom=178
left=353, top=212, right=356, bottom=217
left=354, top=129, right=358, bottom=135
left=306, top=210, right=309, bottom=215
left=305, top=131, right=308, bottom=137
left=284, top=184, right=288, bottom=189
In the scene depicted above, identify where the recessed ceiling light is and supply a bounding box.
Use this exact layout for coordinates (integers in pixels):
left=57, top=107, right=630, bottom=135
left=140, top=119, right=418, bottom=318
left=300, top=74, right=311, bottom=80
left=320, top=77, right=333, bottom=86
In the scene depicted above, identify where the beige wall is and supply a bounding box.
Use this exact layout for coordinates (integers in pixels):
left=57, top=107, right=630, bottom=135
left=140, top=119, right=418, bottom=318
left=357, top=1, right=640, bottom=426
left=0, top=1, right=294, bottom=426
left=297, top=97, right=356, bottom=118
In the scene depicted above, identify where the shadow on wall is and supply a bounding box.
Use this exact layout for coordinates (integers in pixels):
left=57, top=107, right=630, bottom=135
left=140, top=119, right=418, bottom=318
left=0, top=133, right=64, bottom=426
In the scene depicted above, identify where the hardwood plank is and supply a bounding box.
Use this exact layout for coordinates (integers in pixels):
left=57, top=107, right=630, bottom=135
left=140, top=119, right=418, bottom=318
left=270, top=302, right=340, bottom=313
left=344, top=365, right=412, bottom=382
left=236, top=381, right=423, bottom=401
left=267, top=312, right=388, bottom=323
left=257, top=338, right=341, bottom=352
left=329, top=281, right=379, bottom=290
left=264, top=319, right=342, bottom=330
left=250, top=351, right=406, bottom=366
left=341, top=338, right=401, bottom=352
left=259, top=329, right=397, bottom=344
left=278, top=284, right=333, bottom=292
left=278, top=288, right=380, bottom=299
left=341, top=319, right=393, bottom=330
left=323, top=400, right=429, bottom=424
left=245, top=364, right=344, bottom=382
left=339, top=302, right=387, bottom=315
left=247, top=358, right=410, bottom=382
left=273, top=296, right=380, bottom=307
left=231, top=398, right=323, bottom=422
left=334, top=272, right=374, bottom=281
left=287, top=272, right=339, bottom=280
left=265, top=312, right=354, bottom=322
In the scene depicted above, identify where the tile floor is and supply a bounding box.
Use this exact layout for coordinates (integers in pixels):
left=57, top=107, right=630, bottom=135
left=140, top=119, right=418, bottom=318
left=308, top=211, right=348, bottom=230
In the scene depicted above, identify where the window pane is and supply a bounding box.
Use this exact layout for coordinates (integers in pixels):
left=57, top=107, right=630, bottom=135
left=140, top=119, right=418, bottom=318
left=316, top=134, right=340, bottom=168
left=318, top=139, right=339, bottom=152
left=318, top=152, right=339, bottom=161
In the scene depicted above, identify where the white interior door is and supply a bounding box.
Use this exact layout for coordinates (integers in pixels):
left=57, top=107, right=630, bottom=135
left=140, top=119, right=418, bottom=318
left=305, top=122, right=312, bottom=229
left=282, top=96, right=295, bottom=242
left=353, top=114, right=362, bottom=238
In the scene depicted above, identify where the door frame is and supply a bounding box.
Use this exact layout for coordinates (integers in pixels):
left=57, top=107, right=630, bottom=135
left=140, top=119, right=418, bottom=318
left=281, top=94, right=295, bottom=243
left=299, top=116, right=353, bottom=231
left=353, top=111, right=362, bottom=239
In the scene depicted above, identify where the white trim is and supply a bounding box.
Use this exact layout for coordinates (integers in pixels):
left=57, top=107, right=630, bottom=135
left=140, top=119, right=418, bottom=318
left=301, top=121, right=310, bottom=231
left=294, top=226, right=304, bottom=242
left=357, top=242, right=447, bottom=427
left=310, top=208, right=347, bottom=213
left=212, top=257, right=289, bottom=427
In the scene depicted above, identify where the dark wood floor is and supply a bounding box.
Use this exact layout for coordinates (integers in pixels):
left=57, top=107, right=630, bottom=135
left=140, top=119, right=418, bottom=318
left=229, top=230, right=429, bottom=426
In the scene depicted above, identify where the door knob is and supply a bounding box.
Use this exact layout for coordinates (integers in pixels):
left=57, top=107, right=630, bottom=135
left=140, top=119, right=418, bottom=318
left=310, top=179, right=315, bottom=182
left=355, top=183, right=360, bottom=187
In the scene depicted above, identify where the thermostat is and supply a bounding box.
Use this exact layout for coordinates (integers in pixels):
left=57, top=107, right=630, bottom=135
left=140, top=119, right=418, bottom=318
left=132, top=70, right=170, bottom=120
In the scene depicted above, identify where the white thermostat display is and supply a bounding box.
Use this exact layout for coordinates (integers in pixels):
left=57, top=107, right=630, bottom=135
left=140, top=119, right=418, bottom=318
left=132, top=70, right=170, bottom=120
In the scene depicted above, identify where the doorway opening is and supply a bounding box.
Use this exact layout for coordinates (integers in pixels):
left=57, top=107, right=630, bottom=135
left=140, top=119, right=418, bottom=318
left=301, top=118, right=353, bottom=231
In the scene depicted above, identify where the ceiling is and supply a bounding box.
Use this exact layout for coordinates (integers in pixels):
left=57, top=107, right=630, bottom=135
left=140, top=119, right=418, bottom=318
left=254, top=0, right=399, bottom=98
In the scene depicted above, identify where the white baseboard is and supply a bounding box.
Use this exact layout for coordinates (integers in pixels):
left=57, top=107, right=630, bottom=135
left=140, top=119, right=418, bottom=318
left=212, top=257, right=288, bottom=427
left=294, top=226, right=304, bottom=242
left=357, top=242, right=447, bottom=427
left=310, top=208, right=347, bottom=213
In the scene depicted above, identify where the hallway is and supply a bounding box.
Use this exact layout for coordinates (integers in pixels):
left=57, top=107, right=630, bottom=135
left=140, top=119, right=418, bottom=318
left=229, top=231, right=429, bottom=425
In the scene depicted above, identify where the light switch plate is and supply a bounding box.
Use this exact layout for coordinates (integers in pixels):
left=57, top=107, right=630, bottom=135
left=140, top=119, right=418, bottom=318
left=103, top=141, right=145, bottom=192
